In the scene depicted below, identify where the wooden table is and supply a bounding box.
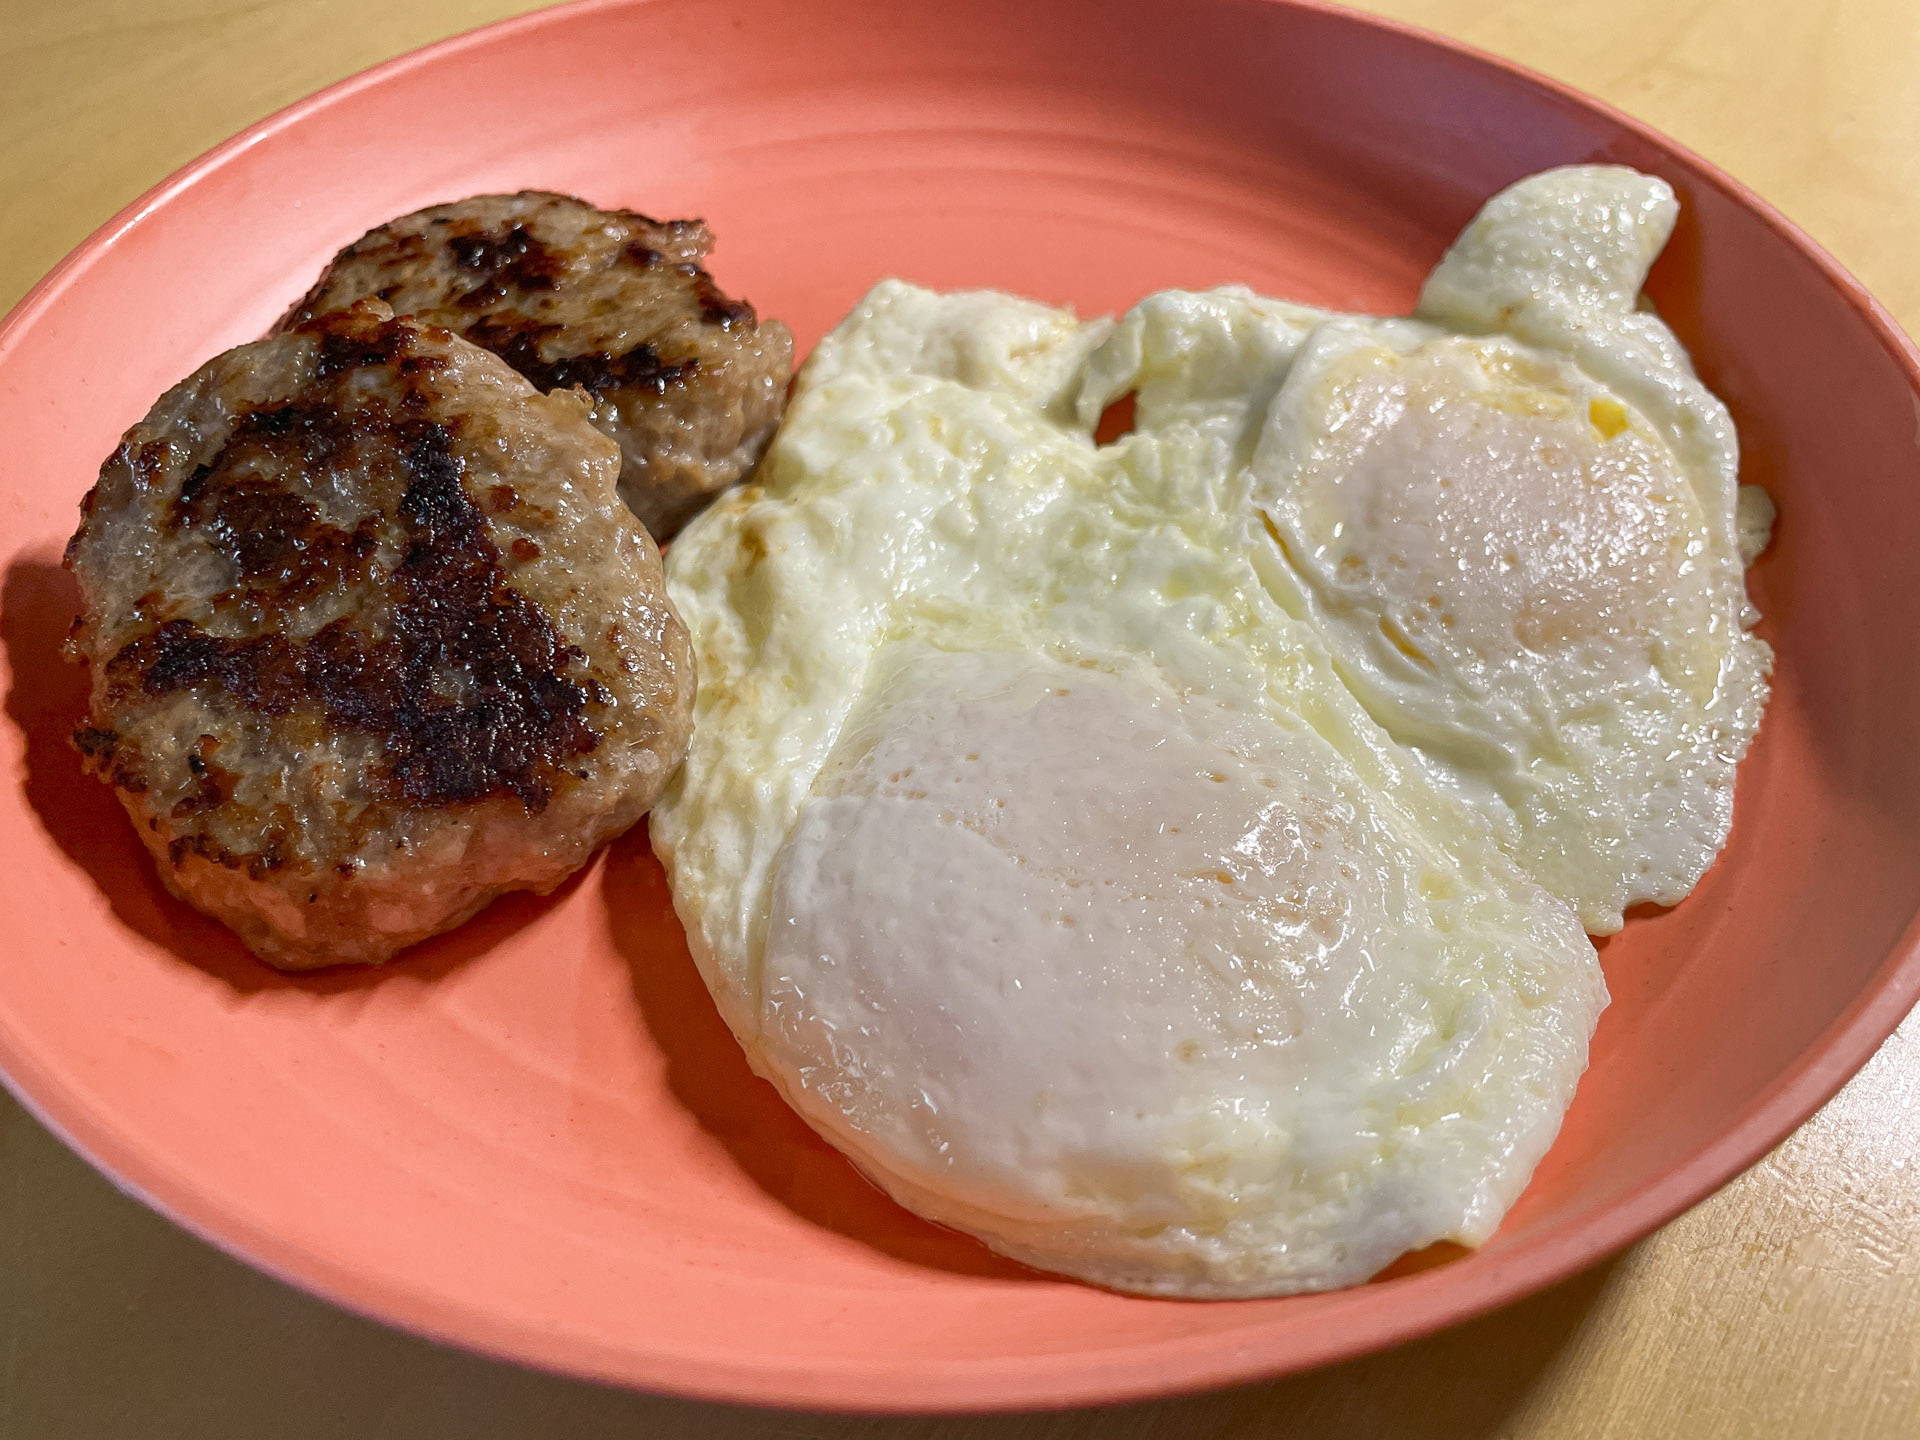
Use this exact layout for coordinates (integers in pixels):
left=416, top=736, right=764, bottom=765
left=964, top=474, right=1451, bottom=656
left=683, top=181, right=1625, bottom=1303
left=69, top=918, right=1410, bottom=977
left=2, top=2, right=1916, bottom=1434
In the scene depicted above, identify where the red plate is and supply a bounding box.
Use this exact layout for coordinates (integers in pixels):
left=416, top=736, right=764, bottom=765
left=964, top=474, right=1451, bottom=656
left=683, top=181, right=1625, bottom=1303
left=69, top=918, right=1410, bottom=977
left=3, top=0, right=1918, bottom=1411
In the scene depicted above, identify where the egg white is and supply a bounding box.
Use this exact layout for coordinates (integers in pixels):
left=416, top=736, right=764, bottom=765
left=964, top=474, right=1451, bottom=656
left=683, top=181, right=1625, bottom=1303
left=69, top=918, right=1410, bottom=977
left=655, top=269, right=1611, bottom=1296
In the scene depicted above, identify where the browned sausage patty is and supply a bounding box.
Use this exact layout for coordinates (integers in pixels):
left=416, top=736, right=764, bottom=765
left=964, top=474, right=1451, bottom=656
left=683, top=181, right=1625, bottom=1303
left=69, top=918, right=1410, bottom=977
left=279, top=191, right=793, bottom=539
left=65, top=302, right=695, bottom=970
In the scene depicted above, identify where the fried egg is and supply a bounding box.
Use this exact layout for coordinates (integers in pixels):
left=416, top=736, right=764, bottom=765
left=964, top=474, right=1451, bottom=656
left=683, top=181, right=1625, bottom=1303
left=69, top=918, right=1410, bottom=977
left=755, top=646, right=1601, bottom=1295
left=656, top=251, right=1624, bottom=1291
left=654, top=166, right=1769, bottom=1295
left=1220, top=167, right=1774, bottom=930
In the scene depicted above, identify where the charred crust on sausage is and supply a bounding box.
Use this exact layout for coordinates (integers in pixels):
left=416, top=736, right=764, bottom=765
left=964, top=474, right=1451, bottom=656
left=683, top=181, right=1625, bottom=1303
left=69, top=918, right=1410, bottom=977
left=77, top=306, right=605, bottom=819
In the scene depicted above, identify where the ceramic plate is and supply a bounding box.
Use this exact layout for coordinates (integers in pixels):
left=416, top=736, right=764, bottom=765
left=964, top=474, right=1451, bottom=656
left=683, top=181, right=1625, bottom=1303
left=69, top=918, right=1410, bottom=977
left=3, top=0, right=1919, bottom=1411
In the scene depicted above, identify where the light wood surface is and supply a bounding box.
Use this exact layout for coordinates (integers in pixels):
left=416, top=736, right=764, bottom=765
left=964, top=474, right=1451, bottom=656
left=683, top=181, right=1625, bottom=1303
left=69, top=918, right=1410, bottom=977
left=2, top=2, right=1917, bottom=1435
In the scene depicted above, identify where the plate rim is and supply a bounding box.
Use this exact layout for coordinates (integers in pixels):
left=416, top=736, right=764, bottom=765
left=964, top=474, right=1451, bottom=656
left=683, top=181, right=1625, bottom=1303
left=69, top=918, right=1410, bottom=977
left=3, top=0, right=1919, bottom=1413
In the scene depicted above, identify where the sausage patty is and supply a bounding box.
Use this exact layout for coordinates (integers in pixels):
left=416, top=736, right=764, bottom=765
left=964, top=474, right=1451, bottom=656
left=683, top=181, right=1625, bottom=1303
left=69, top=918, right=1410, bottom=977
left=65, top=302, right=695, bottom=970
left=279, top=191, right=794, bottom=539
